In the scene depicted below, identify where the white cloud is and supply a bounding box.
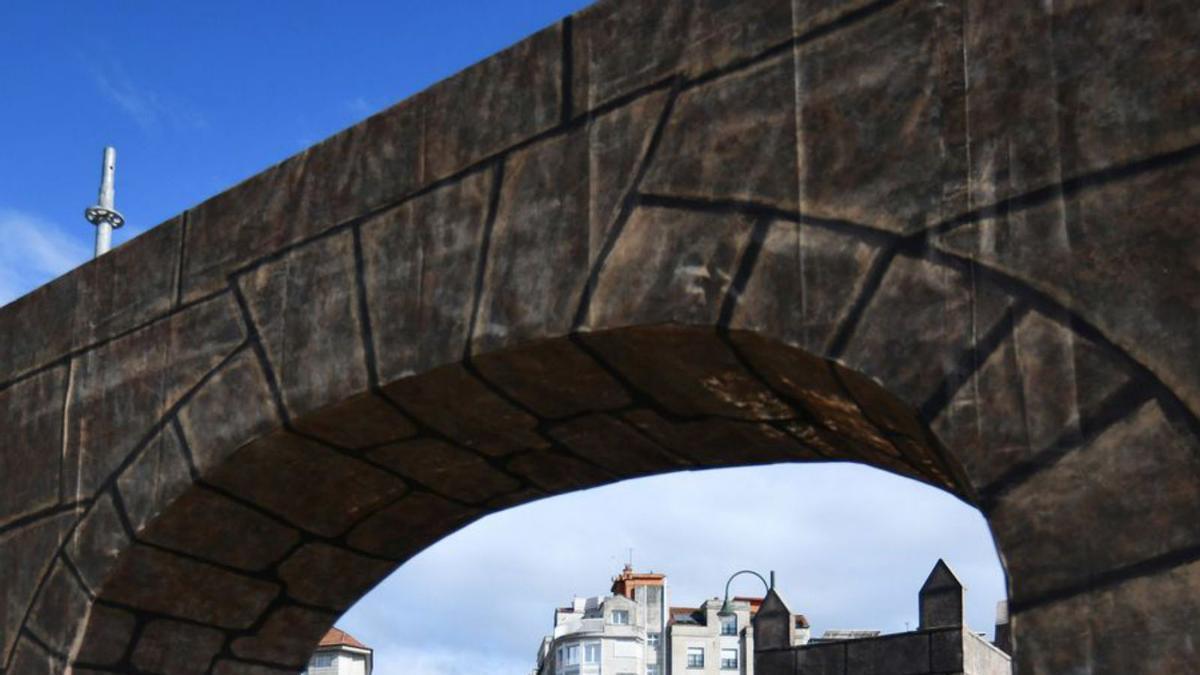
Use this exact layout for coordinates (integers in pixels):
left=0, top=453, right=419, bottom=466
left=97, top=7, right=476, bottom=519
left=91, top=60, right=207, bottom=132
left=345, top=96, right=373, bottom=117
left=0, top=209, right=91, bottom=307
left=337, top=463, right=1008, bottom=675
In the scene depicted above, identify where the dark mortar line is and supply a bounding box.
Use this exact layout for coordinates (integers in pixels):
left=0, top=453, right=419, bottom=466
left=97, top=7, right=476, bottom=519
left=762, top=419, right=833, bottom=461
left=351, top=225, right=381, bottom=388
left=15, top=628, right=67, bottom=667
left=916, top=301, right=1031, bottom=423
left=108, top=485, right=139, bottom=541
left=171, top=417, right=203, bottom=483
left=0, top=499, right=90, bottom=537
left=229, top=283, right=293, bottom=427
left=978, top=378, right=1153, bottom=512
left=94, top=597, right=232, bottom=634
left=560, top=15, right=574, bottom=126
left=929, top=140, right=1200, bottom=238
left=463, top=159, right=507, bottom=361
left=59, top=550, right=98, bottom=602
left=717, top=216, right=774, bottom=328
left=1009, top=540, right=1200, bottom=616
left=0, top=288, right=230, bottom=394
left=825, top=245, right=900, bottom=360
left=174, top=210, right=189, bottom=309
left=131, top=537, right=295, bottom=593
left=570, top=77, right=684, bottom=331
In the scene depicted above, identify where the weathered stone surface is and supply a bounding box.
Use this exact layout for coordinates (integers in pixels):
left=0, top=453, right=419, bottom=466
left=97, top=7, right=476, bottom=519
left=205, top=431, right=406, bottom=538
left=728, top=223, right=886, bottom=356
left=581, top=326, right=792, bottom=420
left=238, top=230, right=366, bottom=419
left=382, top=365, right=546, bottom=456
left=132, top=618, right=225, bottom=675
left=992, top=401, right=1200, bottom=605
left=232, top=604, right=335, bottom=666
left=74, top=603, right=136, bottom=668
left=66, top=491, right=130, bottom=590
left=845, top=632, right=929, bottom=675
left=505, top=450, right=615, bottom=495
left=793, top=642, right=845, bottom=675
left=424, top=22, right=561, bottom=180
left=622, top=410, right=814, bottom=467
left=104, top=544, right=278, bottom=629
left=211, top=659, right=295, bottom=675
left=292, top=391, right=418, bottom=449
left=0, top=511, right=74, bottom=667
left=26, top=561, right=90, bottom=656
left=933, top=310, right=1132, bottom=490
left=368, top=438, right=520, bottom=504
left=64, top=294, right=245, bottom=497
left=361, top=169, right=493, bottom=382
left=937, top=161, right=1200, bottom=419
left=583, top=206, right=755, bottom=328
left=798, top=0, right=963, bottom=233
left=644, top=53, right=798, bottom=210
left=0, top=365, right=66, bottom=525
left=755, top=649, right=796, bottom=675
left=140, top=487, right=299, bottom=572
left=176, top=348, right=279, bottom=476
left=278, top=543, right=394, bottom=611
left=572, top=0, right=792, bottom=110
left=547, top=413, right=689, bottom=477
left=472, top=337, right=631, bottom=419
left=1012, top=559, right=1200, bottom=674
left=930, top=628, right=964, bottom=673
left=7, top=635, right=62, bottom=675
left=116, top=423, right=194, bottom=533
left=346, top=492, right=478, bottom=560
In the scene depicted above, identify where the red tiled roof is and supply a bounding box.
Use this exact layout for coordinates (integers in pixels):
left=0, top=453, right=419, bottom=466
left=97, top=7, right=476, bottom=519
left=317, top=627, right=369, bottom=650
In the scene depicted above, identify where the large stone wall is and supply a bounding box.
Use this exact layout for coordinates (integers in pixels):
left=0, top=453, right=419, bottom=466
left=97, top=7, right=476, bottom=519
left=1, top=0, right=1197, bottom=673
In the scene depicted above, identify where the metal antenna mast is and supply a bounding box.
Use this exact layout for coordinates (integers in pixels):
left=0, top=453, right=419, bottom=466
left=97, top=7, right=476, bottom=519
left=84, top=146, right=125, bottom=257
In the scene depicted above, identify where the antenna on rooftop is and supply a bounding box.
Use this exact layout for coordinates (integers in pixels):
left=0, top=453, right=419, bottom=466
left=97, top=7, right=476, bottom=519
left=84, top=146, right=125, bottom=257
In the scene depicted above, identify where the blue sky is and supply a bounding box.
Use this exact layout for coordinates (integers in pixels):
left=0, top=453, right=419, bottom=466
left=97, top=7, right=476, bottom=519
left=1, top=2, right=1006, bottom=674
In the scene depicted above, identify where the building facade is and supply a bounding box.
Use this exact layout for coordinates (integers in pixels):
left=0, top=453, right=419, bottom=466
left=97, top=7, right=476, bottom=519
left=303, top=627, right=373, bottom=675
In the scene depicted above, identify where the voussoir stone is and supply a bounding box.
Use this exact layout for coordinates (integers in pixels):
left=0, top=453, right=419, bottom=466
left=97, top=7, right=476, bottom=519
left=231, top=604, right=336, bottom=667
left=367, top=438, right=521, bottom=505
left=132, top=618, right=226, bottom=675
left=74, top=603, right=136, bottom=668
left=278, top=543, right=395, bottom=611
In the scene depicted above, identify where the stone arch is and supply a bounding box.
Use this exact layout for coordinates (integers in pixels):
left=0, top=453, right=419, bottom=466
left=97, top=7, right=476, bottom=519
left=1, top=0, right=1198, bottom=673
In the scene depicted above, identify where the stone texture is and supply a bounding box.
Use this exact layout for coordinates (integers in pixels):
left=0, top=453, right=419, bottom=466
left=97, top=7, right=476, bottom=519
left=792, top=642, right=845, bottom=675
left=139, top=487, right=299, bottom=572
left=584, top=206, right=755, bottom=328
left=368, top=438, right=520, bottom=504
left=238, top=229, right=367, bottom=419
left=547, top=413, right=689, bottom=477
left=63, top=294, right=245, bottom=498
left=930, top=628, right=964, bottom=673
left=132, top=618, right=225, bottom=675
left=205, top=431, right=406, bottom=538
left=0, top=511, right=74, bottom=668
left=66, top=491, right=130, bottom=590
left=622, top=410, right=814, bottom=468
left=73, top=603, right=136, bottom=668
left=176, top=348, right=280, bottom=476
left=211, top=659, right=295, bottom=675
left=104, top=544, right=278, bottom=629
left=423, top=22, right=561, bottom=180
left=26, top=561, right=91, bottom=657
left=361, top=169, right=493, bottom=382
left=0, top=365, right=66, bottom=525
left=643, top=52, right=798, bottom=210
left=278, top=543, right=395, bottom=611
left=471, top=338, right=631, bottom=419
left=991, top=400, right=1200, bottom=606
left=797, top=0, right=964, bottom=233
left=116, top=422, right=194, bottom=533
left=232, top=604, right=336, bottom=667
left=845, top=632, right=930, bottom=675
left=346, top=492, right=478, bottom=560
left=572, top=0, right=792, bottom=110
left=505, top=449, right=617, bottom=496
left=7, top=635, right=63, bottom=675
left=382, top=364, right=547, bottom=457
left=292, top=391, right=418, bottom=449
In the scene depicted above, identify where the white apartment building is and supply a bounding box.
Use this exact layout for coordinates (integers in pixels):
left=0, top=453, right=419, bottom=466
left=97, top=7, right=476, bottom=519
left=303, top=627, right=373, bottom=675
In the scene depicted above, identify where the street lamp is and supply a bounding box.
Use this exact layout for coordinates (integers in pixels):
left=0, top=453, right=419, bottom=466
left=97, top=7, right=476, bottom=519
left=719, top=569, right=775, bottom=615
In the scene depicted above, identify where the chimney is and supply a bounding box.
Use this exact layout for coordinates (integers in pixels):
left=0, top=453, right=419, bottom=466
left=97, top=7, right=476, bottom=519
left=918, top=560, right=965, bottom=630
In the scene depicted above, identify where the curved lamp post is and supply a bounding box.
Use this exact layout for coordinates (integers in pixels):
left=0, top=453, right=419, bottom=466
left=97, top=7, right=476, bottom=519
left=719, top=569, right=775, bottom=615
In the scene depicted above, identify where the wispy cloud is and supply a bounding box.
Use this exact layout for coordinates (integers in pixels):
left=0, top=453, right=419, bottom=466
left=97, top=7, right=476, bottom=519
left=90, top=60, right=207, bottom=133
left=0, top=209, right=91, bottom=306
left=345, top=96, right=373, bottom=118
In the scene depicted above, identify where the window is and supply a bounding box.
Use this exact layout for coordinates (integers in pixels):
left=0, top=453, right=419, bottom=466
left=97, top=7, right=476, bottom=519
left=647, top=632, right=661, bottom=648
left=647, top=666, right=660, bottom=675
left=584, top=642, right=601, bottom=663
left=721, top=614, right=737, bottom=636
left=562, top=644, right=580, bottom=665
left=310, top=653, right=335, bottom=668
left=721, top=648, right=739, bottom=670
left=687, top=647, right=704, bottom=668
left=610, top=609, right=630, bottom=625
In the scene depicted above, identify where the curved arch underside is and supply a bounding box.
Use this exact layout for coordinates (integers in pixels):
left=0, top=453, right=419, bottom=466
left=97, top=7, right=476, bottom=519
left=2, top=0, right=1199, bottom=673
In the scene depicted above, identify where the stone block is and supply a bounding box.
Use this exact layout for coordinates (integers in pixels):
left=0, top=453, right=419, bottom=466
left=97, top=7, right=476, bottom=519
left=622, top=409, right=814, bottom=467
left=755, top=648, right=796, bottom=675
left=471, top=338, right=631, bottom=420
left=231, top=604, right=336, bottom=667
left=361, top=169, right=493, bottom=382
left=66, top=491, right=130, bottom=590
left=367, top=438, right=520, bottom=505
left=845, top=632, right=929, bottom=675
left=929, top=628, right=964, bottom=673
left=547, top=413, right=688, bottom=477
left=292, top=391, right=418, bottom=450
left=423, top=22, right=561, bottom=180
left=990, top=401, right=1200, bottom=606
left=7, top=635, right=62, bottom=675
left=238, top=230, right=368, bottom=419
left=505, top=449, right=615, bottom=496
left=104, top=544, right=278, bottom=629
left=139, top=487, right=299, bottom=572
left=0, top=511, right=75, bottom=668
left=346, top=492, right=478, bottom=560
left=278, top=543, right=394, bottom=611
left=116, top=423, right=194, bottom=533
left=132, top=618, right=226, bottom=675
left=0, top=364, right=66, bottom=525
left=74, top=603, right=136, bottom=668
left=211, top=659, right=295, bottom=675
left=205, top=431, right=406, bottom=538
left=26, top=561, right=90, bottom=656
left=644, top=52, right=798, bottom=211
left=176, top=349, right=280, bottom=476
